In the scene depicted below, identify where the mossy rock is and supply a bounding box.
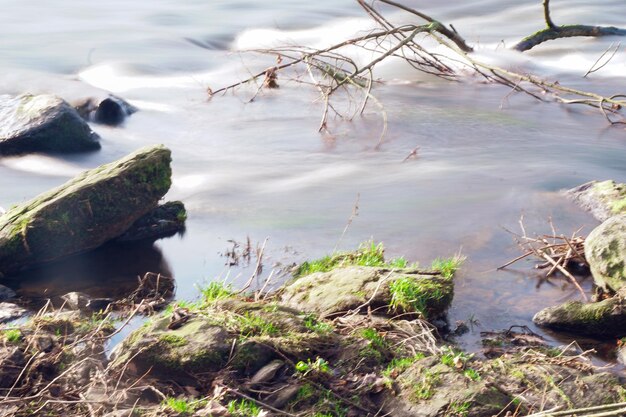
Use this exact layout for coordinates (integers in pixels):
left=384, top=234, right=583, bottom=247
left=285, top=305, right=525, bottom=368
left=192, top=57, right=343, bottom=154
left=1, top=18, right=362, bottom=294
left=116, top=200, right=187, bottom=242
left=279, top=266, right=453, bottom=319
left=585, top=214, right=626, bottom=293
left=212, top=300, right=339, bottom=373
left=567, top=180, right=626, bottom=222
left=110, top=317, right=233, bottom=377
left=385, top=356, right=511, bottom=417
left=0, top=145, right=172, bottom=277
left=0, top=94, right=100, bottom=155
left=533, top=289, right=626, bottom=337
left=386, top=351, right=624, bottom=417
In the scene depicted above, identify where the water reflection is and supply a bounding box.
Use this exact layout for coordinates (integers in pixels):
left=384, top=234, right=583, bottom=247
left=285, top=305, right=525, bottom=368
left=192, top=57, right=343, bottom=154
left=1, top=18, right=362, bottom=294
left=2, top=240, right=173, bottom=303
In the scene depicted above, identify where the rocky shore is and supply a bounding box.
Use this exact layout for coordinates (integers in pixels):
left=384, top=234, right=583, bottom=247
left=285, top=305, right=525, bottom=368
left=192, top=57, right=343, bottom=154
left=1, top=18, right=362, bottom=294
left=2, top=243, right=626, bottom=417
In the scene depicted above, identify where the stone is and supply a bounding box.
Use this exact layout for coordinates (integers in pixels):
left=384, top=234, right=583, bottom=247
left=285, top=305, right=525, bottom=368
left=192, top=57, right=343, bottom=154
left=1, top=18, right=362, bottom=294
left=61, top=292, right=112, bottom=312
left=585, top=213, right=626, bottom=292
left=247, top=359, right=284, bottom=387
left=109, top=317, right=233, bottom=377
left=566, top=180, right=626, bottom=222
left=0, top=94, right=100, bottom=155
left=0, top=302, right=26, bottom=323
left=115, top=200, right=187, bottom=242
left=74, top=95, right=138, bottom=126
left=0, top=145, right=172, bottom=277
left=0, top=284, right=16, bottom=301
left=279, top=266, right=454, bottom=319
left=533, top=288, right=626, bottom=337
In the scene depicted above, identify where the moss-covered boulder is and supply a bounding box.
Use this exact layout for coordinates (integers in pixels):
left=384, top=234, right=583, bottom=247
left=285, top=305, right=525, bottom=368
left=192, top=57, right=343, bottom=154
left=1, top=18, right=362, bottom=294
left=533, top=289, right=626, bottom=337
left=385, top=351, right=624, bottom=417
left=110, top=316, right=233, bottom=377
left=0, top=145, right=172, bottom=277
left=567, top=180, right=626, bottom=222
left=279, top=266, right=453, bottom=319
left=385, top=356, right=511, bottom=417
left=0, top=94, right=100, bottom=154
left=585, top=214, right=626, bottom=293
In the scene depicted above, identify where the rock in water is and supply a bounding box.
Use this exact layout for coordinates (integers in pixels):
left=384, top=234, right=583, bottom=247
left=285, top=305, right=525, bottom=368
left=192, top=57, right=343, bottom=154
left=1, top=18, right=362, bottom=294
left=533, top=288, right=626, bottom=337
left=74, top=95, right=138, bottom=126
left=585, top=213, right=626, bottom=292
left=566, top=180, right=626, bottom=222
left=0, top=145, right=172, bottom=277
left=0, top=94, right=100, bottom=154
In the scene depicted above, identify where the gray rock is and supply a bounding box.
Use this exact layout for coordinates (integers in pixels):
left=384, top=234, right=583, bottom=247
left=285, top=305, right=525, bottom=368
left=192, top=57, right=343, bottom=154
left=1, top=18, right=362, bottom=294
left=61, top=292, right=112, bottom=312
left=0, top=94, right=100, bottom=155
left=116, top=200, right=186, bottom=242
left=280, top=266, right=453, bottom=319
left=109, top=317, right=233, bottom=377
left=533, top=288, right=626, bottom=337
left=566, top=180, right=626, bottom=222
left=247, top=359, right=284, bottom=387
left=0, top=284, right=16, bottom=301
left=0, top=145, right=172, bottom=277
left=0, top=302, right=26, bottom=323
left=74, top=95, right=138, bottom=126
left=585, top=214, right=626, bottom=292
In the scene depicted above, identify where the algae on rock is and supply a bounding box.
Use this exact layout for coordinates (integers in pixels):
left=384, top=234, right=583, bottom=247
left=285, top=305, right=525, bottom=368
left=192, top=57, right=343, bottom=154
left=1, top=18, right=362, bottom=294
left=0, top=145, right=172, bottom=277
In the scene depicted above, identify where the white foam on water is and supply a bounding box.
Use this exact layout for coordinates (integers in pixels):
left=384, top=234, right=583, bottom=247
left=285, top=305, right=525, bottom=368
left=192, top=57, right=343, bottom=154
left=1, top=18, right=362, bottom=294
left=1, top=155, right=84, bottom=177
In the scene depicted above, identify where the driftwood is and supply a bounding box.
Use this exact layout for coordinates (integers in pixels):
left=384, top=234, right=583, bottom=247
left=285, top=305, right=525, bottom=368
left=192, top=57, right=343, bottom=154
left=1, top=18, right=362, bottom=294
left=513, top=0, right=626, bottom=52
left=207, top=0, right=626, bottom=137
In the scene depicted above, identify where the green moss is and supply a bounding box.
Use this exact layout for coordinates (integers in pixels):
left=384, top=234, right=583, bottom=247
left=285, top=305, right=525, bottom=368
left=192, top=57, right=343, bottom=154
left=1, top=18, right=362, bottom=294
left=159, top=334, right=188, bottom=347
left=3, top=328, right=22, bottom=343
left=411, top=369, right=441, bottom=401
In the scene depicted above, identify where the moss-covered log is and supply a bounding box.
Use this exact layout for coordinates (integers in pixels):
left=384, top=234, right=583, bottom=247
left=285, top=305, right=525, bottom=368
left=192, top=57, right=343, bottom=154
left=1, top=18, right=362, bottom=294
left=513, top=25, right=626, bottom=52
left=0, top=145, right=172, bottom=277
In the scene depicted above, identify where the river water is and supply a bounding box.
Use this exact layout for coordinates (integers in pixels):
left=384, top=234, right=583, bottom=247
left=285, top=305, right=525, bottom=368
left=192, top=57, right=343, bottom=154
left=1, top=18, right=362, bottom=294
left=1, top=1, right=625, bottom=356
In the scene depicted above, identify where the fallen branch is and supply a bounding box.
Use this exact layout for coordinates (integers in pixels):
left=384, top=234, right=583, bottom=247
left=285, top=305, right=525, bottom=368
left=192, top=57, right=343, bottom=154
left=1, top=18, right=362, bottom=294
left=513, top=0, right=626, bottom=51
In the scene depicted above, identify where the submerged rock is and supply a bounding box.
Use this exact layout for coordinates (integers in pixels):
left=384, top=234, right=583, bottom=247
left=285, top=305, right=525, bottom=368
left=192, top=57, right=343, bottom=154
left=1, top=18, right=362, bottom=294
left=585, top=214, right=626, bottom=293
left=567, top=180, right=626, bottom=222
left=533, top=288, right=626, bottom=337
left=0, top=145, right=172, bottom=277
left=280, top=266, right=453, bottom=319
left=0, top=94, right=100, bottom=155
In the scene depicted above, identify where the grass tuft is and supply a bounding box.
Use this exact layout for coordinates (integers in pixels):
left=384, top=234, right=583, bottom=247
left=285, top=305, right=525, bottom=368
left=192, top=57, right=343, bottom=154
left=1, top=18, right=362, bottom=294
left=294, top=241, right=417, bottom=277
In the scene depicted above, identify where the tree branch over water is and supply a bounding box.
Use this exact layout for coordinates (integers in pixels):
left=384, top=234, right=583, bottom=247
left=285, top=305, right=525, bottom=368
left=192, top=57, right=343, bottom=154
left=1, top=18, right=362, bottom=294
left=209, top=1, right=626, bottom=134
left=513, top=0, right=626, bottom=51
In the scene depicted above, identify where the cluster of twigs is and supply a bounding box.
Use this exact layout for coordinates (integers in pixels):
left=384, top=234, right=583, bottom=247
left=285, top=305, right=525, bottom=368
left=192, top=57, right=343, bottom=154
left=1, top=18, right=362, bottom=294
left=500, top=217, right=588, bottom=300
left=207, top=0, right=626, bottom=142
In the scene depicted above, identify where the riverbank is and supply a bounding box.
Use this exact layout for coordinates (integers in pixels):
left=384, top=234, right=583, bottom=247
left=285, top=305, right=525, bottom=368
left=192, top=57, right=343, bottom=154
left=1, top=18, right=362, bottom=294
left=2, top=243, right=625, bottom=417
